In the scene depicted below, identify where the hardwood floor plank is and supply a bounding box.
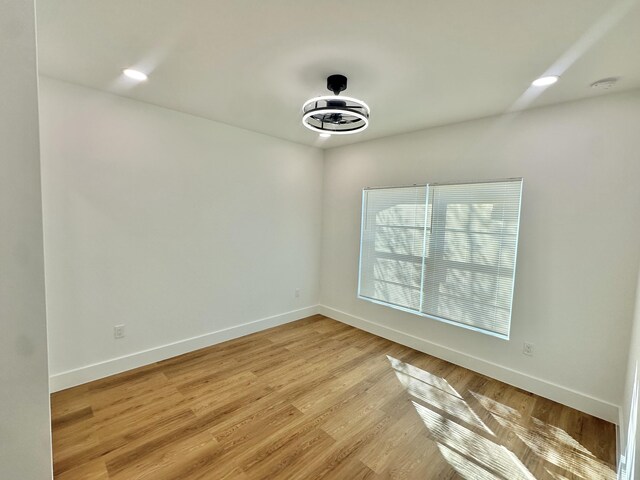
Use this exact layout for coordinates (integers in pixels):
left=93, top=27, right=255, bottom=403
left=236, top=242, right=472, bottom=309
left=106, top=431, right=218, bottom=480
left=241, top=427, right=335, bottom=479
left=51, top=315, right=617, bottom=479
left=51, top=405, right=94, bottom=429
left=55, top=460, right=109, bottom=480
left=357, top=408, right=426, bottom=474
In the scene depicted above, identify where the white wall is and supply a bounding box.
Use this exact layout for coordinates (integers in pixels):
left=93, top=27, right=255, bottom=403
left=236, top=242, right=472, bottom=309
left=39, top=73, right=640, bottom=428
left=321, top=90, right=640, bottom=422
left=39, top=77, right=323, bottom=390
left=0, top=0, right=52, bottom=478
left=620, top=266, right=640, bottom=479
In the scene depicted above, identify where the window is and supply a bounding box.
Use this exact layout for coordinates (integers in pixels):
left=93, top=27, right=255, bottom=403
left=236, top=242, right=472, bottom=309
left=358, top=178, right=522, bottom=339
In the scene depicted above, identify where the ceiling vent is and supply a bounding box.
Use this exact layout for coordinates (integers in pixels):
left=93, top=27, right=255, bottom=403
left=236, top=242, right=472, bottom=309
left=302, top=74, right=370, bottom=135
left=590, top=77, right=619, bottom=90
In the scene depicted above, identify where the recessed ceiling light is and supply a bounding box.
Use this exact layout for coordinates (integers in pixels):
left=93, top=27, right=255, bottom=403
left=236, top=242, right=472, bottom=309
left=123, top=69, right=148, bottom=81
left=319, top=133, right=331, bottom=138
left=531, top=75, right=559, bottom=87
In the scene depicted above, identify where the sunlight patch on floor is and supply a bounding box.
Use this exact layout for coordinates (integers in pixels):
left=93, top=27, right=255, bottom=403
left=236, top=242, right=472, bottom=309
left=471, top=391, right=593, bottom=455
left=492, top=414, right=615, bottom=479
left=386, top=355, right=462, bottom=398
left=386, top=355, right=615, bottom=479
left=437, top=443, right=501, bottom=480
left=544, top=467, right=573, bottom=479
left=413, top=401, right=536, bottom=480
left=471, top=390, right=615, bottom=479
left=393, top=369, right=492, bottom=434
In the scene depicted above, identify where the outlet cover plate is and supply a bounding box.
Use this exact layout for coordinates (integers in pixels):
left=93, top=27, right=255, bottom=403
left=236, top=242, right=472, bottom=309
left=114, top=324, right=125, bottom=339
left=523, top=342, right=534, bottom=356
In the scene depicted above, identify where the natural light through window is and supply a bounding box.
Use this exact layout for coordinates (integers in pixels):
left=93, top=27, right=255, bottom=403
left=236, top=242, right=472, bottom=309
left=385, top=355, right=615, bottom=480
left=358, top=179, right=523, bottom=338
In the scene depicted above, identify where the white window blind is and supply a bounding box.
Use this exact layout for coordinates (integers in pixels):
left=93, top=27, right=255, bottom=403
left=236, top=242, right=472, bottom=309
left=358, top=179, right=522, bottom=339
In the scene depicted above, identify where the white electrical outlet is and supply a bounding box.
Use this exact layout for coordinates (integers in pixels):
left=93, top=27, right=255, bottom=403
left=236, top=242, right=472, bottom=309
left=114, top=324, right=125, bottom=339
left=523, top=342, right=534, bottom=356
left=295, top=288, right=300, bottom=298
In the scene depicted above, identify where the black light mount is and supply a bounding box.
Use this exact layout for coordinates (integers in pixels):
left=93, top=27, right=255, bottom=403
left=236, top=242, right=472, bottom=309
left=327, top=74, right=348, bottom=95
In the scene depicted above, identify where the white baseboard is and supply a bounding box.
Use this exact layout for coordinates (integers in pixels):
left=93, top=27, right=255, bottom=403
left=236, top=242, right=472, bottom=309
left=319, top=305, right=620, bottom=424
left=50, top=303, right=620, bottom=424
left=49, top=305, right=320, bottom=393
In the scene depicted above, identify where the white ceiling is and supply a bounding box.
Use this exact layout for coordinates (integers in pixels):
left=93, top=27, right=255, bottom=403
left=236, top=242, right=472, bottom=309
left=36, top=0, right=640, bottom=148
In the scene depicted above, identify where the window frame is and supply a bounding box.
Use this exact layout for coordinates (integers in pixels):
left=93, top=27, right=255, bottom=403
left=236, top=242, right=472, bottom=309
left=357, top=178, right=523, bottom=340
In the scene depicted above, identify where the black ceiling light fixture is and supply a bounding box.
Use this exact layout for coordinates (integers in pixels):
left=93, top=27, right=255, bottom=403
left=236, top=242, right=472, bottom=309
left=302, top=74, right=370, bottom=136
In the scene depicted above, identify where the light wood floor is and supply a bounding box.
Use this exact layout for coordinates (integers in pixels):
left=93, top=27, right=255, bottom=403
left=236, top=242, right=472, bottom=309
left=51, top=315, right=617, bottom=479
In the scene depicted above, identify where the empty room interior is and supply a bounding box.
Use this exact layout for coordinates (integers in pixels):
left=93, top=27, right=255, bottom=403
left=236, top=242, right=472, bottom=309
left=3, top=0, right=640, bottom=479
